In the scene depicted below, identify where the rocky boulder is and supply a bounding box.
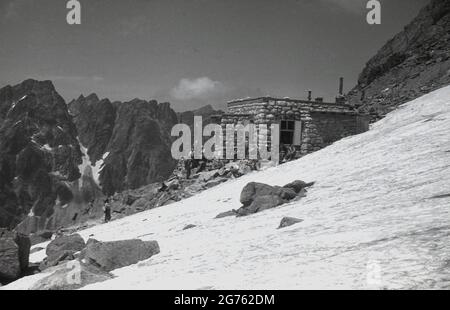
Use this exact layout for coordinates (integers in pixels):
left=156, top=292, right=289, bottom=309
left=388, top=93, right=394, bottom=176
left=236, top=181, right=312, bottom=216
left=278, top=217, right=303, bottom=229
left=81, top=239, right=160, bottom=272
left=99, top=99, right=178, bottom=196
left=39, top=250, right=77, bottom=271
left=0, top=229, right=31, bottom=283
left=240, top=182, right=297, bottom=207
left=46, top=234, right=86, bottom=257
left=31, top=261, right=113, bottom=290
left=283, top=180, right=314, bottom=194
left=0, top=238, right=20, bottom=283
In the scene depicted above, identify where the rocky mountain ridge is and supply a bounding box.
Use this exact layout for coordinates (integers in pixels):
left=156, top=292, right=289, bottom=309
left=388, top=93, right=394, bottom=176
left=0, top=80, right=82, bottom=230
left=347, top=0, right=450, bottom=117
left=0, top=80, right=181, bottom=234
left=69, top=95, right=178, bottom=196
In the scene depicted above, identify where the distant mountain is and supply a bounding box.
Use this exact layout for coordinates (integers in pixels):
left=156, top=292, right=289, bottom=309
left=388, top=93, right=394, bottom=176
left=68, top=94, right=116, bottom=164
left=69, top=96, right=178, bottom=196
left=347, top=0, right=450, bottom=117
left=0, top=79, right=180, bottom=232
left=177, top=104, right=224, bottom=136
left=0, top=79, right=82, bottom=229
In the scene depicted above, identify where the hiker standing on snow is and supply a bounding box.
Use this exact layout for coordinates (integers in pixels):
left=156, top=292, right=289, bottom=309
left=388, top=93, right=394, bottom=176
left=103, top=198, right=112, bottom=223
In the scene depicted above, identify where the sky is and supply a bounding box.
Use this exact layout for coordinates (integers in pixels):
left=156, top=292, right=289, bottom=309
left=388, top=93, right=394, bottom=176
left=0, top=0, right=429, bottom=111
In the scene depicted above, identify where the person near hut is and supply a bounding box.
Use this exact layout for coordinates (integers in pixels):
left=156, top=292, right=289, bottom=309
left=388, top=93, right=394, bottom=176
left=103, top=198, right=112, bottom=223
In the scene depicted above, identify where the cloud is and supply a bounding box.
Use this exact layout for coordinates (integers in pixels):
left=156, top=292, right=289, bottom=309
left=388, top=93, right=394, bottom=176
left=170, top=77, right=227, bottom=101
left=319, top=0, right=366, bottom=14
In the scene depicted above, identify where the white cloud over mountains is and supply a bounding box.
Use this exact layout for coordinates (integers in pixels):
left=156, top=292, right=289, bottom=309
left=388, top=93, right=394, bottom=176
left=170, top=77, right=227, bottom=101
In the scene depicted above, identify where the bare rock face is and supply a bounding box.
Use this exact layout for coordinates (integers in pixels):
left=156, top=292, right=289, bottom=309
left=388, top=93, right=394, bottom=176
left=0, top=79, right=82, bottom=229
left=69, top=95, right=178, bottom=196
left=347, top=0, right=450, bottom=118
left=68, top=94, right=116, bottom=164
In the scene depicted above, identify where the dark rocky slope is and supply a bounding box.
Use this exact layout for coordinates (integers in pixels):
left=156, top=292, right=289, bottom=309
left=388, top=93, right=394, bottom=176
left=69, top=96, right=178, bottom=196
left=0, top=79, right=82, bottom=229
left=347, top=0, right=450, bottom=117
left=68, top=94, right=116, bottom=164
left=100, top=99, right=178, bottom=195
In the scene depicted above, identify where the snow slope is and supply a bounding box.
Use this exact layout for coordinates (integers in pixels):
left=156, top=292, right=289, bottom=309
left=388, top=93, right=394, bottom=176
left=5, top=86, right=450, bottom=290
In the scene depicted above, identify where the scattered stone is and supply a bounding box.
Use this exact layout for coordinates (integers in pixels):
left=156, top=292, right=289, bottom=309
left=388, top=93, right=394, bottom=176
left=429, top=193, right=450, bottom=199
left=204, top=178, right=228, bottom=189
left=46, top=234, right=86, bottom=257
left=81, top=239, right=160, bottom=272
left=240, top=182, right=297, bottom=207
left=278, top=217, right=303, bottom=229
left=215, top=210, right=238, bottom=219
left=183, top=224, right=197, bottom=230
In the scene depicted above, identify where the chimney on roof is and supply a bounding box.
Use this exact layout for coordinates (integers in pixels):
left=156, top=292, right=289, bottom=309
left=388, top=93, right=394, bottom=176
left=307, top=90, right=312, bottom=101
left=339, top=77, right=344, bottom=95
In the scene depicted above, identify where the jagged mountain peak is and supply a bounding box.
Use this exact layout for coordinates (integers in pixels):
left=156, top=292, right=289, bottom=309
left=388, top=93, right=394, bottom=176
left=0, top=79, right=82, bottom=230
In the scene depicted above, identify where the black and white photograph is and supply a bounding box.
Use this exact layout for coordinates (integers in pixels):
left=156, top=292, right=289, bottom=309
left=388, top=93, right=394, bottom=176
left=0, top=0, right=449, bottom=293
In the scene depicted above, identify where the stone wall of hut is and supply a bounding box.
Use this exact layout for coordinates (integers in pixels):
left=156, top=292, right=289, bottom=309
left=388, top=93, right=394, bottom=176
left=221, top=97, right=365, bottom=156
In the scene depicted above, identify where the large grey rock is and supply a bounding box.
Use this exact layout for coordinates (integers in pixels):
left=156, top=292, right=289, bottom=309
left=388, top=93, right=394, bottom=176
left=237, top=195, right=286, bottom=216
left=97, top=99, right=178, bottom=196
left=31, top=261, right=113, bottom=290
left=237, top=182, right=305, bottom=216
left=0, top=229, right=31, bottom=283
left=0, top=79, right=82, bottom=230
left=46, top=234, right=86, bottom=257
left=240, top=182, right=297, bottom=207
left=40, top=250, right=77, bottom=271
left=81, top=239, right=160, bottom=272
left=0, top=238, right=20, bottom=283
